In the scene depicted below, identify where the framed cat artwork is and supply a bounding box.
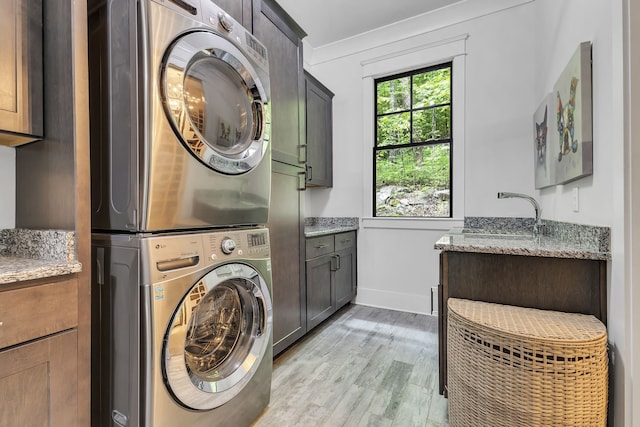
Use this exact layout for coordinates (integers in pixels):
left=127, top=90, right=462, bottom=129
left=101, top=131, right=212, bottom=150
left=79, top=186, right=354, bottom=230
left=533, top=93, right=555, bottom=189
left=552, top=41, right=593, bottom=185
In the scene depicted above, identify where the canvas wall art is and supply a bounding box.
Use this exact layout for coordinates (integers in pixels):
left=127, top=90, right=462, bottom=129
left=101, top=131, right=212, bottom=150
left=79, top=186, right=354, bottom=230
left=551, top=41, right=593, bottom=185
left=533, top=93, right=555, bottom=189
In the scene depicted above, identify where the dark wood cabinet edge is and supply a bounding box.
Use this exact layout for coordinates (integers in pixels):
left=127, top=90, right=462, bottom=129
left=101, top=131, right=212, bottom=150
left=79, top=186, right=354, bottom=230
left=259, top=0, right=306, bottom=42
left=304, top=70, right=335, bottom=98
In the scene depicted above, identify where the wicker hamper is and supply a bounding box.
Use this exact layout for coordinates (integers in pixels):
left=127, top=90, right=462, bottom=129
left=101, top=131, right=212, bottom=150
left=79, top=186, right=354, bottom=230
left=447, top=298, right=608, bottom=427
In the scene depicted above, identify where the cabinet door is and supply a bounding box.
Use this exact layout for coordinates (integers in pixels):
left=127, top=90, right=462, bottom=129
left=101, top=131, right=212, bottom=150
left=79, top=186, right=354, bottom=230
left=215, top=0, right=255, bottom=31
left=255, top=0, right=306, bottom=166
left=0, top=330, right=77, bottom=426
left=334, top=246, right=356, bottom=309
left=268, top=161, right=306, bottom=356
left=305, top=72, right=333, bottom=187
left=306, top=254, right=335, bottom=330
left=0, top=0, right=42, bottom=145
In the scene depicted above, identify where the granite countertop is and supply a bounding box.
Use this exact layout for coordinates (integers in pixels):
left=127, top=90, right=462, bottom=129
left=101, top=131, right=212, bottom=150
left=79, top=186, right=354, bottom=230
left=304, top=217, right=359, bottom=237
left=434, top=217, right=610, bottom=261
left=0, top=229, right=82, bottom=284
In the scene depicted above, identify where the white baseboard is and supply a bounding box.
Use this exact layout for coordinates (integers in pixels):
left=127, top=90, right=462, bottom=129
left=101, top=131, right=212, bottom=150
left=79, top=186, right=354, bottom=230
left=354, top=287, right=433, bottom=316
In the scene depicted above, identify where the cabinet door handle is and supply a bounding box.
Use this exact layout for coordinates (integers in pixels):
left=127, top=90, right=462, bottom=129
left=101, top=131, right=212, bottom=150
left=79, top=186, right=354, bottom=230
left=297, top=171, right=306, bottom=191
left=299, top=144, right=307, bottom=164
left=330, top=255, right=339, bottom=271
left=306, top=165, right=313, bottom=181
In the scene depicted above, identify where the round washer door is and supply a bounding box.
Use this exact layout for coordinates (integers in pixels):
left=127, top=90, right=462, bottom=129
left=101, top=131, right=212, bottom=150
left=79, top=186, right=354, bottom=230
left=161, top=30, right=269, bottom=175
left=163, top=263, right=272, bottom=410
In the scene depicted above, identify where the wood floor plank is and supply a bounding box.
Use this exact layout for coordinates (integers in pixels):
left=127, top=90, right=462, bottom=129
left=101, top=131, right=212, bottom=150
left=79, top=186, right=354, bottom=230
left=391, top=383, right=432, bottom=427
left=252, top=304, right=449, bottom=427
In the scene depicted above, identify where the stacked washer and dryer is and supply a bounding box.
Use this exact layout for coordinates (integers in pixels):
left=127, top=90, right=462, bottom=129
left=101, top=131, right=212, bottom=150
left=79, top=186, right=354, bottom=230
left=88, top=1, right=273, bottom=426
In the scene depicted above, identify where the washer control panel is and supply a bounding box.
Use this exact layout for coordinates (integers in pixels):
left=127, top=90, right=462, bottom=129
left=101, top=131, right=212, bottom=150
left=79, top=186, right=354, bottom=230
left=203, top=228, right=270, bottom=262
left=144, top=228, right=270, bottom=283
left=220, top=237, right=236, bottom=254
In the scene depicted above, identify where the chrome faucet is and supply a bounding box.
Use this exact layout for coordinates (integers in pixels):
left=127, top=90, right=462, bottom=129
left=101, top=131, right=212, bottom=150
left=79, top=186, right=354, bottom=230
left=497, top=192, right=544, bottom=235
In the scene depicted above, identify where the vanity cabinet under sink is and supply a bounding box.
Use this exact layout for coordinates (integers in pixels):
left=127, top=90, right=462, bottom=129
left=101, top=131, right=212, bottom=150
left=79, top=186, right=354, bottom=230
left=437, top=250, right=607, bottom=396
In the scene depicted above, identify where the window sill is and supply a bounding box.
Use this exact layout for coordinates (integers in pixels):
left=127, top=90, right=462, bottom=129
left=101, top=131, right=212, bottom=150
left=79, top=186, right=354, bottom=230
left=361, top=217, right=463, bottom=231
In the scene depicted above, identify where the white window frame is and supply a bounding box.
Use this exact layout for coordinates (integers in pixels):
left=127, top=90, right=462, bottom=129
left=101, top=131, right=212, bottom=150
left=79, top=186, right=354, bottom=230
left=361, top=34, right=467, bottom=231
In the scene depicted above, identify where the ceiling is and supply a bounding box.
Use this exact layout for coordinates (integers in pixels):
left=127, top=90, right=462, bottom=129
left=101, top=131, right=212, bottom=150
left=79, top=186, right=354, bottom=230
left=276, top=0, right=465, bottom=48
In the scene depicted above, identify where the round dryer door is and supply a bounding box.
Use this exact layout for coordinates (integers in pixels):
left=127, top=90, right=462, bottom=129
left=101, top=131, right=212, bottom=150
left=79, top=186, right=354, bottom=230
left=163, top=263, right=272, bottom=410
left=161, top=30, right=269, bottom=175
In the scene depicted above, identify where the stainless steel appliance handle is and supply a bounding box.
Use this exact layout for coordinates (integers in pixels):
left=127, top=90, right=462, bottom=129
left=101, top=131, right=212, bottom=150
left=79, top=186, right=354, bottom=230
left=156, top=256, right=200, bottom=271
left=256, top=296, right=266, bottom=337
left=253, top=99, right=265, bottom=142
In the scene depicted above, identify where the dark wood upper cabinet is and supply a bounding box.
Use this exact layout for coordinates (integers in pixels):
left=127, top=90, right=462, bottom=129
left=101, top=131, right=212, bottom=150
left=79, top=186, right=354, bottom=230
left=215, top=0, right=257, bottom=32
left=254, top=0, right=306, bottom=166
left=0, top=0, right=43, bottom=146
left=304, top=71, right=334, bottom=187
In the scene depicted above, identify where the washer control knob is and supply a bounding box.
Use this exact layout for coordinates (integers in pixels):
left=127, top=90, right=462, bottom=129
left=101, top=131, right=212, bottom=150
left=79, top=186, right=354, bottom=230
left=218, top=12, right=234, bottom=32
left=221, top=237, right=236, bottom=254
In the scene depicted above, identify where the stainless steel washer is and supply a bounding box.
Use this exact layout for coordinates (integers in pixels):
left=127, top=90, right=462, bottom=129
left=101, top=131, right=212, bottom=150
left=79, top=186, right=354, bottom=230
left=92, top=228, right=273, bottom=427
left=89, top=0, right=271, bottom=231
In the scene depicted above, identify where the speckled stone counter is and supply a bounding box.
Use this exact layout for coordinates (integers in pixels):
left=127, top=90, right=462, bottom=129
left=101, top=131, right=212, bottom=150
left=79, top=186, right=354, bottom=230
left=0, top=229, right=82, bottom=284
left=434, top=217, right=610, bottom=261
left=304, top=217, right=359, bottom=237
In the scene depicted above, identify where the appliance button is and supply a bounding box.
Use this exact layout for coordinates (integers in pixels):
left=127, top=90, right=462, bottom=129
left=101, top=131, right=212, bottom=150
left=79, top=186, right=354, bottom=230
left=218, top=12, right=233, bottom=32
left=210, top=253, right=217, bottom=261
left=237, top=249, right=243, bottom=256
left=221, top=237, right=236, bottom=254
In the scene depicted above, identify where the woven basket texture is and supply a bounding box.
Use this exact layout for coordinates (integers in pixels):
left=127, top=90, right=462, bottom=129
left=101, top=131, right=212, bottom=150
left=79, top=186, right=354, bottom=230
left=447, top=298, right=608, bottom=427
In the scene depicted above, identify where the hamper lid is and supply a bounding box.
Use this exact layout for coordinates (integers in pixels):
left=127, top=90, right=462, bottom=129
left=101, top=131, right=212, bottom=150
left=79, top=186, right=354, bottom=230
left=448, top=298, right=606, bottom=342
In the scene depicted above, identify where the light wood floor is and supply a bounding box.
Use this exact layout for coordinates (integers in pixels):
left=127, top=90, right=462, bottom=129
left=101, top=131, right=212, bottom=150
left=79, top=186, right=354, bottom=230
left=252, top=304, right=449, bottom=427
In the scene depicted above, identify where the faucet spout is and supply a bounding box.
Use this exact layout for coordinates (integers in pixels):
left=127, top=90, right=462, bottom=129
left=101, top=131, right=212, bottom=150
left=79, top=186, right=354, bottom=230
left=497, top=192, right=543, bottom=234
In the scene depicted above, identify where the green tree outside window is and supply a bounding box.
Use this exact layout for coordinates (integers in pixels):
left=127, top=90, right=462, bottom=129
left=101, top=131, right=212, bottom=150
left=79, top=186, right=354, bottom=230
left=374, top=63, right=452, bottom=217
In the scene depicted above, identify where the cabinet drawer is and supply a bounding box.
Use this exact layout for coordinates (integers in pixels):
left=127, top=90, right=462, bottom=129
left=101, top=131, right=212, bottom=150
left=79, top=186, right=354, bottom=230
left=334, top=231, right=356, bottom=251
left=306, top=235, right=335, bottom=259
left=0, top=278, right=78, bottom=349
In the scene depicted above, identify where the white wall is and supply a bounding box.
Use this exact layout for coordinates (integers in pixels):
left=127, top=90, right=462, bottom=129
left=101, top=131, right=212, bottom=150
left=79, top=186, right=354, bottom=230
left=0, top=147, right=15, bottom=229
left=304, top=0, right=631, bottom=424
left=533, top=1, right=627, bottom=425
left=305, top=3, right=536, bottom=314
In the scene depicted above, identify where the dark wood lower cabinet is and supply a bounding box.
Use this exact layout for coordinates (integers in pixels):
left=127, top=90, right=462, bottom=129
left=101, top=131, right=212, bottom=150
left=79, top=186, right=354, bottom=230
left=306, top=231, right=357, bottom=331
left=334, top=246, right=356, bottom=308
left=269, top=161, right=307, bottom=356
left=306, top=253, right=335, bottom=330
left=438, top=250, right=607, bottom=396
left=0, top=330, right=78, bottom=425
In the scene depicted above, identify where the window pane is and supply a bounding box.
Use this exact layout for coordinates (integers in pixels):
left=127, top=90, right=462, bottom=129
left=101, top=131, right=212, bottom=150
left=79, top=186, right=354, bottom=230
left=412, top=106, right=451, bottom=142
left=375, top=143, right=450, bottom=217
left=412, top=68, right=451, bottom=108
left=376, top=112, right=410, bottom=146
left=376, top=77, right=410, bottom=114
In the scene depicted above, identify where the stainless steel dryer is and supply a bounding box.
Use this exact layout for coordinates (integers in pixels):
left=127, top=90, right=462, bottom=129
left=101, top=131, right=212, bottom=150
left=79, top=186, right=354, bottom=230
left=92, top=228, right=273, bottom=427
left=88, top=0, right=271, bottom=231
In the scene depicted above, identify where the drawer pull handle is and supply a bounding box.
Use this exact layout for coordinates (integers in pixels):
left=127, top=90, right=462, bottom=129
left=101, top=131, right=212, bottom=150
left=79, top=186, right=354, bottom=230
left=315, top=244, right=329, bottom=249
